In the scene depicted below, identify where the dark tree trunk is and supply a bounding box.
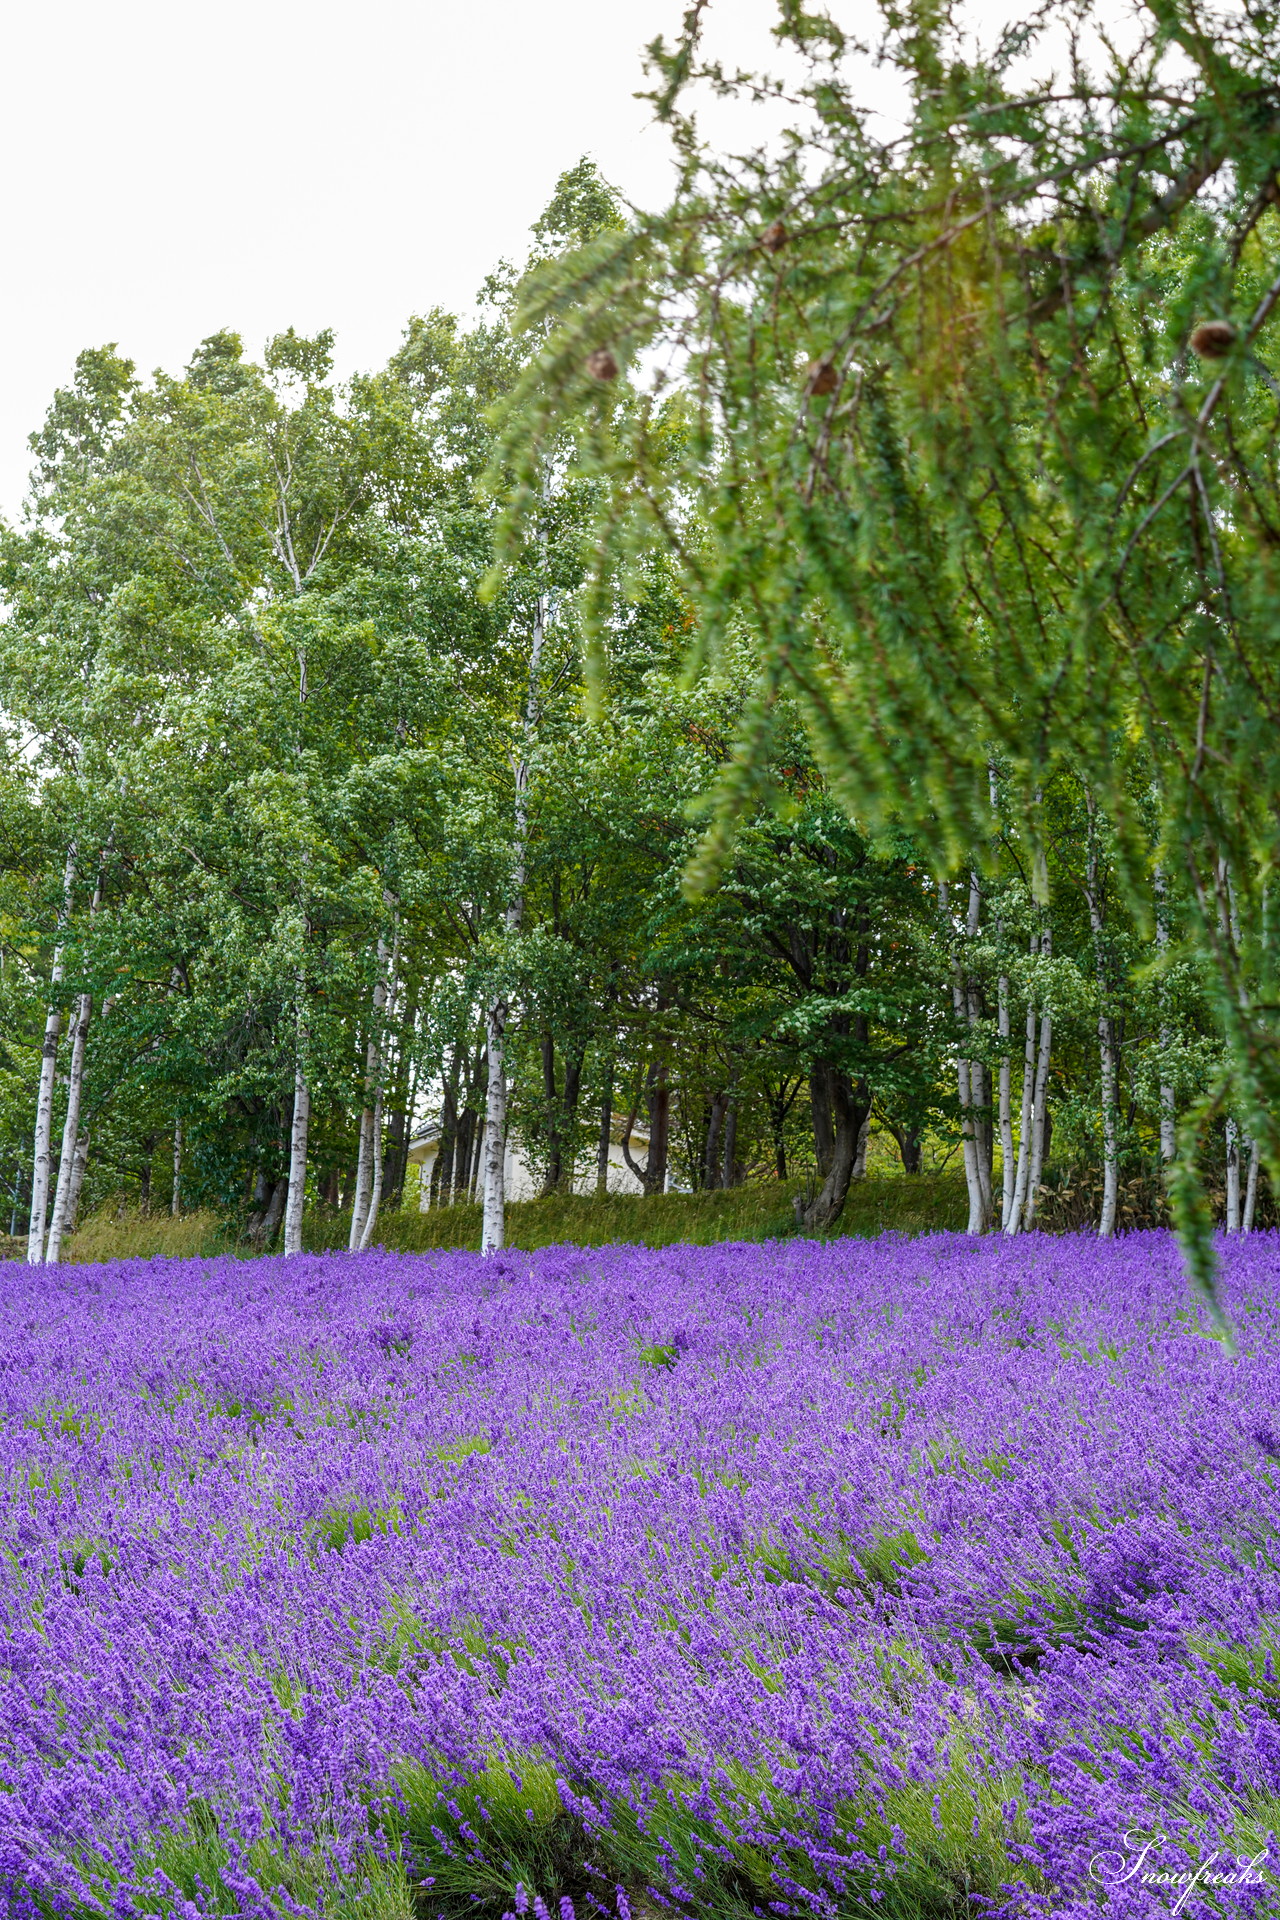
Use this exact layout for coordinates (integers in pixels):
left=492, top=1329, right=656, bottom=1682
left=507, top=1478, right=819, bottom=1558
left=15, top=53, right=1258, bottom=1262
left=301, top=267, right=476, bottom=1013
left=321, top=1167, right=340, bottom=1206
left=796, top=1072, right=871, bottom=1233
left=596, top=1068, right=614, bottom=1196
left=885, top=1119, right=923, bottom=1175
left=721, top=1100, right=739, bottom=1188
left=560, top=1043, right=584, bottom=1190
left=453, top=1110, right=474, bottom=1204
left=646, top=1065, right=670, bottom=1196
left=810, top=1066, right=836, bottom=1178
left=138, top=1135, right=157, bottom=1214
left=260, top=1178, right=287, bottom=1247
left=434, top=1046, right=462, bottom=1204
left=622, top=1055, right=670, bottom=1197
left=704, top=1093, right=728, bottom=1191
left=541, top=1033, right=562, bottom=1195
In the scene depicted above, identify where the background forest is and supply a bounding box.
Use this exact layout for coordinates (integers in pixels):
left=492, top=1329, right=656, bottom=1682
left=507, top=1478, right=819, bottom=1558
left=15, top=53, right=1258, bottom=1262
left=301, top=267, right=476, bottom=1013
left=2, top=0, right=1279, bottom=1270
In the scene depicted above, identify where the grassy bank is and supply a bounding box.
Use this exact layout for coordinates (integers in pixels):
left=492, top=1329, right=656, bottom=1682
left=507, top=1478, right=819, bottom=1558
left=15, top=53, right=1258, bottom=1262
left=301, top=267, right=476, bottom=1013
left=49, top=1173, right=969, bottom=1263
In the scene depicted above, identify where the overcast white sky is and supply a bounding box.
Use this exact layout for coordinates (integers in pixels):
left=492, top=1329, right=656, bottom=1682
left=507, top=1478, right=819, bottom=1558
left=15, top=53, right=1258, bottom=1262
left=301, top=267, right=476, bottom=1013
left=0, top=0, right=1102, bottom=517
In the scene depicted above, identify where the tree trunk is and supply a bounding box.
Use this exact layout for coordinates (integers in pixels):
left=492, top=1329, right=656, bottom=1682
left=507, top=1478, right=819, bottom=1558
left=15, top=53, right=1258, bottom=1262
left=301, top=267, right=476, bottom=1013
left=966, top=876, right=994, bottom=1226
left=481, top=998, right=508, bottom=1250
left=997, top=958, right=1014, bottom=1228
left=45, top=986, right=93, bottom=1265
left=1243, top=1137, right=1260, bottom=1233
left=28, top=846, right=77, bottom=1264
left=358, top=932, right=400, bottom=1252
left=482, top=560, right=546, bottom=1251
left=47, top=840, right=104, bottom=1261
left=541, top=1032, right=562, bottom=1195
left=560, top=1044, right=583, bottom=1191
left=796, top=1072, right=870, bottom=1233
left=1154, top=867, right=1176, bottom=1162
left=622, top=1055, right=671, bottom=1197
left=1085, top=801, right=1119, bottom=1238
left=1023, top=939, right=1053, bottom=1230
left=434, top=1050, right=461, bottom=1206
left=704, top=1092, right=727, bottom=1190
left=851, top=1113, right=869, bottom=1179
left=596, top=1067, right=614, bottom=1196
left=882, top=1115, right=922, bottom=1175
left=259, top=1177, right=287, bottom=1248
left=1006, top=935, right=1040, bottom=1235
left=810, top=1064, right=836, bottom=1178
left=1226, top=1118, right=1242, bottom=1232
left=941, top=878, right=988, bottom=1235
left=350, top=924, right=394, bottom=1250
left=721, top=1098, right=739, bottom=1188
left=384, top=979, right=417, bottom=1208
left=64, top=1128, right=91, bottom=1236
left=172, top=1119, right=182, bottom=1216
left=283, top=1052, right=310, bottom=1257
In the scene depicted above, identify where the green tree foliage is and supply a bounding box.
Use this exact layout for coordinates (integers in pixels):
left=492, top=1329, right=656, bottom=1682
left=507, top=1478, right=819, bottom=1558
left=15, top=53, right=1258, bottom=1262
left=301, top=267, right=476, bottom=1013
left=500, top=2, right=1280, bottom=1316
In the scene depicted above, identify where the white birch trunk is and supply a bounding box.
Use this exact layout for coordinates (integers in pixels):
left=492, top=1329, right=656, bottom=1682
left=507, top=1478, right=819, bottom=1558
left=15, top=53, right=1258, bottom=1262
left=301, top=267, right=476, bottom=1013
left=1023, top=926, right=1053, bottom=1231
left=966, top=875, right=993, bottom=1227
left=349, top=1106, right=374, bottom=1247
left=28, top=847, right=77, bottom=1264
left=997, top=959, right=1013, bottom=1228
left=481, top=568, right=546, bottom=1254
left=1085, top=802, right=1119, bottom=1239
left=358, top=931, right=399, bottom=1253
left=1226, top=1117, right=1241, bottom=1232
left=349, top=923, right=394, bottom=1251
left=1154, top=867, right=1176, bottom=1162
left=283, top=1042, right=310, bottom=1257
left=941, top=878, right=987, bottom=1234
left=1224, top=869, right=1244, bottom=1234
left=1243, top=1137, right=1260, bottom=1234
left=46, top=858, right=110, bottom=1263
left=481, top=1001, right=508, bottom=1252
left=1005, top=935, right=1040, bottom=1236
left=64, top=1128, right=91, bottom=1236
left=44, top=990, right=91, bottom=1265
left=172, top=1119, right=182, bottom=1217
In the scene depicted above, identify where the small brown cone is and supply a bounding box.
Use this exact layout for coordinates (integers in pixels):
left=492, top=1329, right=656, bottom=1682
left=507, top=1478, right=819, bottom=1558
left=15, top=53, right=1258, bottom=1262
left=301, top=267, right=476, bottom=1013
left=586, top=348, right=620, bottom=381
left=1190, top=320, right=1237, bottom=360
left=806, top=357, right=839, bottom=396
left=761, top=219, right=788, bottom=254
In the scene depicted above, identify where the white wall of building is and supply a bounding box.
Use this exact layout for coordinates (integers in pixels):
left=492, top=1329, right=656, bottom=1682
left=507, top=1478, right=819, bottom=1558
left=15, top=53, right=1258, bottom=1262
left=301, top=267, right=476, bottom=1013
left=407, top=1130, right=653, bottom=1208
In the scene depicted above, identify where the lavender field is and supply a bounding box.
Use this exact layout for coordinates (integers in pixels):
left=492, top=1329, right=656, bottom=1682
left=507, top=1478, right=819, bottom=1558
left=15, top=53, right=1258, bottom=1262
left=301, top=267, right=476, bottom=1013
left=2, top=1234, right=1279, bottom=1919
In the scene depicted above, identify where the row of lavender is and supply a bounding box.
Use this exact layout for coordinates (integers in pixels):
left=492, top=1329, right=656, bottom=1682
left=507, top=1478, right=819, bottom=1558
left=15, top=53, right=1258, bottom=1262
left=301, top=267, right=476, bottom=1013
left=1, top=1233, right=1278, bottom=1917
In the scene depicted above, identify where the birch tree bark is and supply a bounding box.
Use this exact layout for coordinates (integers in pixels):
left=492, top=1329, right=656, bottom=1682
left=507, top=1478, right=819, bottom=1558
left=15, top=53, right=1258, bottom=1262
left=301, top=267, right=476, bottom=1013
left=27, top=846, right=77, bottom=1265
left=941, top=877, right=988, bottom=1235
left=997, top=948, right=1014, bottom=1228
left=172, top=1119, right=182, bottom=1217
left=1223, top=864, right=1244, bottom=1233
left=45, top=856, right=110, bottom=1264
left=1084, top=800, right=1119, bottom=1238
left=1243, top=1138, right=1260, bottom=1234
left=1226, top=1119, right=1242, bottom=1232
left=1005, top=934, right=1040, bottom=1235
left=1024, top=926, right=1053, bottom=1231
left=44, top=989, right=91, bottom=1265
left=965, top=879, right=994, bottom=1224
left=481, top=565, right=546, bottom=1254
left=1154, top=867, right=1177, bottom=1163
left=349, top=917, right=395, bottom=1251
left=358, top=924, right=400, bottom=1253
left=283, top=1000, right=311, bottom=1257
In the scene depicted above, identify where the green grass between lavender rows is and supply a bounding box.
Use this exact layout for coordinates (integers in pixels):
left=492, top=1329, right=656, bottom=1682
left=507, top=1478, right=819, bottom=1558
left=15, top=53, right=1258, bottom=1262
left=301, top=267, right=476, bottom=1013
left=46, top=1173, right=968, bottom=1264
